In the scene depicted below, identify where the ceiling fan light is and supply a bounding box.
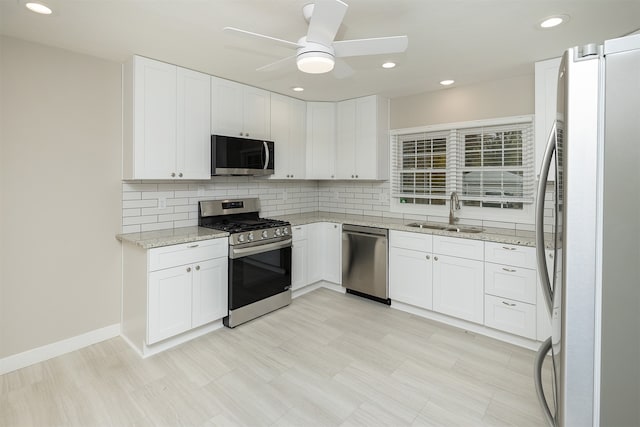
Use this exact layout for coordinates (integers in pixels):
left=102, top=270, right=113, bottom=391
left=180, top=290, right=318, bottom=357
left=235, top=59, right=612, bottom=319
left=297, top=52, right=335, bottom=74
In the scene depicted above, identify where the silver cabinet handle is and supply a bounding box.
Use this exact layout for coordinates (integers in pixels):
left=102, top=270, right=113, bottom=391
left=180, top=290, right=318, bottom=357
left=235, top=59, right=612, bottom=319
left=195, top=265, right=200, bottom=271
left=187, top=244, right=199, bottom=248
left=178, top=172, right=183, bottom=178
left=502, top=267, right=517, bottom=273
left=426, top=255, right=430, bottom=260
left=171, top=172, right=176, bottom=177
left=434, top=256, right=438, bottom=261
left=186, top=267, right=191, bottom=273
left=502, top=301, right=516, bottom=307
left=502, top=246, right=516, bottom=251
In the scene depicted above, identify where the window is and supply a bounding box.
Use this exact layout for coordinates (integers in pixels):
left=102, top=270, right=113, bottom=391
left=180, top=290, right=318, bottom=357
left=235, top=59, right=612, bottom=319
left=391, top=116, right=535, bottom=218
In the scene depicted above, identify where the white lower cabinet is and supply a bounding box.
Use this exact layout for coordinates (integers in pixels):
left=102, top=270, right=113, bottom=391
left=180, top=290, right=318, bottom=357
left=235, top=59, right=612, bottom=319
left=122, top=238, right=228, bottom=354
left=484, top=295, right=536, bottom=339
left=291, top=222, right=342, bottom=290
left=389, top=231, right=433, bottom=309
left=484, top=243, right=538, bottom=339
left=432, top=253, right=484, bottom=324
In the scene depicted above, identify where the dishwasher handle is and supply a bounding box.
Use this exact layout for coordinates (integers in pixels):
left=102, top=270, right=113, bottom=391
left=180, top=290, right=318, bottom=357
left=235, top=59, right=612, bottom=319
left=343, top=230, right=388, bottom=241
left=342, top=224, right=388, bottom=237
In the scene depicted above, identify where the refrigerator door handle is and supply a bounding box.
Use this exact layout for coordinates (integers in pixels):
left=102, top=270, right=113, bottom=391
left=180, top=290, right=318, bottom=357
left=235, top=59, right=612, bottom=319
left=536, top=122, right=556, bottom=316
left=534, top=337, right=555, bottom=427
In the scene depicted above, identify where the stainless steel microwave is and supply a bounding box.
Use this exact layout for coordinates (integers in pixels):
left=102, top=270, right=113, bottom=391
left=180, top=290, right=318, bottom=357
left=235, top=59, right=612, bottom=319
left=211, top=135, right=274, bottom=176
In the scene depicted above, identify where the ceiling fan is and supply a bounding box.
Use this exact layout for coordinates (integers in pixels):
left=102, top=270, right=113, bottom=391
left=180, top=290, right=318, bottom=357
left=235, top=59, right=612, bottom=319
left=223, top=0, right=409, bottom=78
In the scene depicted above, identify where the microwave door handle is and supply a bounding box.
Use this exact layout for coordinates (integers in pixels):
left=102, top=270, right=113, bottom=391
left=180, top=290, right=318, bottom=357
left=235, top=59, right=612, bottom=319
left=263, top=141, right=270, bottom=170
left=536, top=121, right=556, bottom=316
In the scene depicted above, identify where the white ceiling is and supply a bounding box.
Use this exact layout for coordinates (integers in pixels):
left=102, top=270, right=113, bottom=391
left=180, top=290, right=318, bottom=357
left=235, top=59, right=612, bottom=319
left=1, top=0, right=639, bottom=101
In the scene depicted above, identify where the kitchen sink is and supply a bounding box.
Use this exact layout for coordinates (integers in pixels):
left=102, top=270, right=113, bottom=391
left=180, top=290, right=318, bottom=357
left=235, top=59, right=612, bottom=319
left=405, top=222, right=444, bottom=230
left=406, top=222, right=484, bottom=233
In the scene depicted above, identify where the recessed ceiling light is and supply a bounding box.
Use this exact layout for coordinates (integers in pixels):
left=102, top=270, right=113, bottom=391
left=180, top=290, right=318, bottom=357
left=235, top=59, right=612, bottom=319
left=539, top=15, right=569, bottom=29
left=24, top=1, right=53, bottom=14
left=292, top=87, right=304, bottom=92
left=440, top=79, right=455, bottom=86
left=382, top=62, right=396, bottom=69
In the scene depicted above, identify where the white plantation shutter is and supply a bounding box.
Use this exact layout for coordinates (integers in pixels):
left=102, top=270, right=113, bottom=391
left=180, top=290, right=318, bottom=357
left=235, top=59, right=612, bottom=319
left=391, top=116, right=534, bottom=210
left=391, top=131, right=450, bottom=205
left=455, top=122, right=535, bottom=205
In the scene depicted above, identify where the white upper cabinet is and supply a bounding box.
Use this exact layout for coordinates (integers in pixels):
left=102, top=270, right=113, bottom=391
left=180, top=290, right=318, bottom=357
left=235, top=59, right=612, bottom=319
left=306, top=101, right=337, bottom=179
left=534, top=57, right=561, bottom=180
left=210, top=76, right=270, bottom=140
left=336, top=95, right=390, bottom=180
left=123, top=55, right=211, bottom=180
left=269, top=93, right=306, bottom=179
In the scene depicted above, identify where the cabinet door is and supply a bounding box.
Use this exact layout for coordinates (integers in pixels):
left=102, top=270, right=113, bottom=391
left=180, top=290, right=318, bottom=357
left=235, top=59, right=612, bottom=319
left=292, top=238, right=308, bottom=290
left=148, top=265, right=192, bottom=344
left=288, top=97, right=307, bottom=179
left=354, top=95, right=378, bottom=179
left=176, top=67, right=211, bottom=179
left=336, top=99, right=356, bottom=179
left=306, top=223, right=324, bottom=284
left=133, top=56, right=177, bottom=179
left=270, top=93, right=291, bottom=179
left=210, top=76, right=244, bottom=137
left=192, top=258, right=228, bottom=327
left=433, top=254, right=484, bottom=324
left=485, top=295, right=536, bottom=339
left=306, top=102, right=336, bottom=179
left=389, top=247, right=432, bottom=309
left=243, top=86, right=271, bottom=140
left=323, top=223, right=342, bottom=284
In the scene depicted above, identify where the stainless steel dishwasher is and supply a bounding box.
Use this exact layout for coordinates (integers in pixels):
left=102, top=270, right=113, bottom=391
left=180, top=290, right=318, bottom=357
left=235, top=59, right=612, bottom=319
left=342, top=224, right=390, bottom=304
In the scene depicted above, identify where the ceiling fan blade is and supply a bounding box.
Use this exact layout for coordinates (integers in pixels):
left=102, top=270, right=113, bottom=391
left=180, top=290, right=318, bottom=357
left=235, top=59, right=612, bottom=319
left=256, top=55, right=296, bottom=72
left=224, top=27, right=301, bottom=50
left=306, top=0, right=348, bottom=46
left=333, top=59, right=354, bottom=79
left=333, top=35, right=409, bottom=57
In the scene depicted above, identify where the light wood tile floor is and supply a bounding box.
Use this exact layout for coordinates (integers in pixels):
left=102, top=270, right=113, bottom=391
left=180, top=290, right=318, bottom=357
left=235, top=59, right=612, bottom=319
left=1, top=288, right=551, bottom=426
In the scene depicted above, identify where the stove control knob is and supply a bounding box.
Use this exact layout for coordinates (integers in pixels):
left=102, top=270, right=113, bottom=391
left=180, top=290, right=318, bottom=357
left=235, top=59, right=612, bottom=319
left=283, top=228, right=289, bottom=235
left=248, top=232, right=254, bottom=241
left=237, top=234, right=245, bottom=243
left=261, top=230, right=269, bottom=239
left=275, top=228, right=282, bottom=236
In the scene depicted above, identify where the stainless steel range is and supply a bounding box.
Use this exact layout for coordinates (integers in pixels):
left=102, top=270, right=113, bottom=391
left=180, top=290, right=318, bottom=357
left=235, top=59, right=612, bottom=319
left=198, top=198, right=292, bottom=328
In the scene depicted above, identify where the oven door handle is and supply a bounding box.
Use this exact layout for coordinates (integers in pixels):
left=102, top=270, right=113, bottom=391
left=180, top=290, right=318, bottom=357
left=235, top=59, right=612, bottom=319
left=230, top=238, right=292, bottom=259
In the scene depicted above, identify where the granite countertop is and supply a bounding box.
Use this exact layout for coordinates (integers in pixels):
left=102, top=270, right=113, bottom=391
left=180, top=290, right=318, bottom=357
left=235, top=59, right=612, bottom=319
left=116, top=226, right=228, bottom=249
left=116, top=213, right=552, bottom=250
left=272, top=211, right=552, bottom=249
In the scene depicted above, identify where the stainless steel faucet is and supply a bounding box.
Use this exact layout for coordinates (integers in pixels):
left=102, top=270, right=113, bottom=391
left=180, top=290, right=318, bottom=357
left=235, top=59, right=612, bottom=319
left=449, top=191, right=460, bottom=225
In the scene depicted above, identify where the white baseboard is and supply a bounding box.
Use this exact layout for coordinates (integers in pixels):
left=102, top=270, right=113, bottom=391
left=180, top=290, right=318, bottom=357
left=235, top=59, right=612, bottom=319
left=293, top=281, right=345, bottom=299
left=0, top=323, right=120, bottom=375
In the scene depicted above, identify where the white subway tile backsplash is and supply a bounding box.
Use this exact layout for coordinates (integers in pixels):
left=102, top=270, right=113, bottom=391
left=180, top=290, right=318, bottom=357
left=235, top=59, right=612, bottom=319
left=121, top=178, right=556, bottom=236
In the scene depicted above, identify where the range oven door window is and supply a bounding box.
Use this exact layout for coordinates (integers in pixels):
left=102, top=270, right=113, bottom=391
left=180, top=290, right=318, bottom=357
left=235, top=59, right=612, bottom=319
left=229, top=243, right=291, bottom=310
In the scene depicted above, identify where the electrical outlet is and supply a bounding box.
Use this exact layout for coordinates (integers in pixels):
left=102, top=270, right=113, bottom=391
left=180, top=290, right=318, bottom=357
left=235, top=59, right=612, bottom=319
left=158, top=197, right=167, bottom=209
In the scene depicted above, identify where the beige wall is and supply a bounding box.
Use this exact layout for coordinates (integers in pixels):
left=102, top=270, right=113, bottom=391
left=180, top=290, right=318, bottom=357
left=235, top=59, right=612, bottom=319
left=390, top=74, right=534, bottom=129
left=0, top=37, right=122, bottom=358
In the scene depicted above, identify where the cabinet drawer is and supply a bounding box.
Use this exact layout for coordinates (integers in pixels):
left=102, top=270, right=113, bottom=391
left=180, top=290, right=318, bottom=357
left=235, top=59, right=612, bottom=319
left=484, top=295, right=536, bottom=339
left=485, top=263, right=537, bottom=304
left=149, top=238, right=227, bottom=271
left=433, top=236, right=483, bottom=260
left=390, top=230, right=432, bottom=252
left=291, top=225, right=307, bottom=242
left=484, top=242, right=536, bottom=269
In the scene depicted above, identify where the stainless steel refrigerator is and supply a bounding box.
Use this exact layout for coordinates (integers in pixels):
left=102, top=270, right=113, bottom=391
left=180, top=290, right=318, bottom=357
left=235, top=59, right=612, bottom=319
left=534, top=34, right=640, bottom=426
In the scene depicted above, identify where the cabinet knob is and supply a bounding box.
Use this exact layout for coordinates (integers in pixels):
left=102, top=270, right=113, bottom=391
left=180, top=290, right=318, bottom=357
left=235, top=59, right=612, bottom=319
left=331, top=175, right=335, bottom=178
left=246, top=133, right=249, bottom=137
left=426, top=255, right=430, bottom=260
left=355, top=175, right=358, bottom=178
left=334, top=225, right=337, bottom=228
left=171, top=172, right=176, bottom=177
left=195, top=265, right=200, bottom=271
left=434, top=256, right=439, bottom=261
left=178, top=172, right=183, bottom=178
left=549, top=253, right=554, bottom=258
left=239, top=132, right=244, bottom=136
left=291, top=174, right=294, bottom=178
left=186, top=267, right=192, bottom=273
left=351, top=175, right=354, bottom=178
